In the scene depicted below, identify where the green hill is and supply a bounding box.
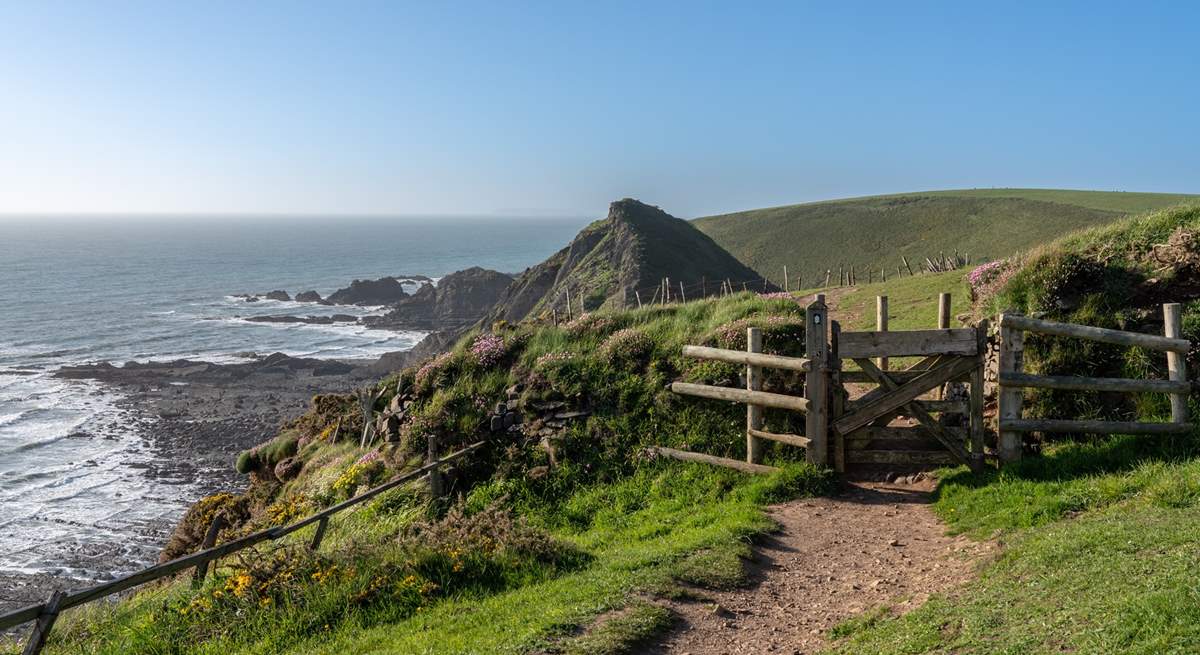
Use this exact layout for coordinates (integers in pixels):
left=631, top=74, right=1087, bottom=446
left=693, top=189, right=1198, bottom=286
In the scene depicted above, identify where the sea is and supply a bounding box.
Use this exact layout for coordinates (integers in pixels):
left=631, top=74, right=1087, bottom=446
left=0, top=215, right=587, bottom=587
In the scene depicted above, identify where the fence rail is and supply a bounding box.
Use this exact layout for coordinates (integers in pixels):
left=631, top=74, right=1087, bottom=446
left=0, top=440, right=487, bottom=653
left=997, top=304, right=1192, bottom=462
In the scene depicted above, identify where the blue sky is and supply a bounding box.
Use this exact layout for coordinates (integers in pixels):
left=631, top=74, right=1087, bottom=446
left=1, top=1, right=1197, bottom=217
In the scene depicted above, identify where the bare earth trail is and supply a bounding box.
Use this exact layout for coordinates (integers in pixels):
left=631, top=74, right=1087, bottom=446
left=648, top=480, right=995, bottom=654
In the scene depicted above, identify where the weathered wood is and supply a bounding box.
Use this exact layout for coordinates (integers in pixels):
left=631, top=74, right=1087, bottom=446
left=998, top=372, right=1191, bottom=394
left=21, top=590, right=64, bottom=655
left=1000, top=313, right=1190, bottom=353
left=848, top=398, right=968, bottom=414
left=937, top=293, right=951, bottom=329
left=840, top=369, right=965, bottom=384
left=309, top=516, right=330, bottom=551
left=831, top=320, right=845, bottom=473
left=844, top=357, right=974, bottom=465
left=427, top=434, right=444, bottom=498
left=805, top=298, right=829, bottom=466
left=997, top=317, right=1025, bottom=463
left=681, top=345, right=811, bottom=371
left=192, top=513, right=225, bottom=587
left=845, top=450, right=958, bottom=465
left=846, top=425, right=966, bottom=442
left=901, top=255, right=913, bottom=276
left=969, top=321, right=988, bottom=472
left=670, top=382, right=809, bottom=412
left=876, top=295, right=889, bottom=371
left=833, top=356, right=979, bottom=435
left=1164, top=303, right=1190, bottom=424
left=746, top=328, right=764, bottom=465
left=1000, top=418, right=1194, bottom=435
left=748, top=427, right=811, bottom=448
left=650, top=446, right=779, bottom=474
left=838, top=328, right=978, bottom=359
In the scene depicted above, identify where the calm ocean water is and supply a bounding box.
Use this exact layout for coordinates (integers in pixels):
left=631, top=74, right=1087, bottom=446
left=0, top=215, right=586, bottom=581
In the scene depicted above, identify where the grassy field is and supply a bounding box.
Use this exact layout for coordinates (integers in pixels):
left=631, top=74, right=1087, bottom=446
left=693, top=188, right=1199, bottom=286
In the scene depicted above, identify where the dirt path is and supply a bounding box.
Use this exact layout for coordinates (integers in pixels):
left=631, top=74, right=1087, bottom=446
left=648, top=480, right=994, bottom=654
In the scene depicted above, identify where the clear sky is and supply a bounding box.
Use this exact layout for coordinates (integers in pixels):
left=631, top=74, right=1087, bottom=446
left=1, top=1, right=1197, bottom=218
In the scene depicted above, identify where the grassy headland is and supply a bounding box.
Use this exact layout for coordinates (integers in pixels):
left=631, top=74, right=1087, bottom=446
left=694, top=189, right=1198, bottom=286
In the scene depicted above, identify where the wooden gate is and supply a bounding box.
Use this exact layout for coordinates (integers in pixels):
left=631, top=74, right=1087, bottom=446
left=830, top=294, right=987, bottom=473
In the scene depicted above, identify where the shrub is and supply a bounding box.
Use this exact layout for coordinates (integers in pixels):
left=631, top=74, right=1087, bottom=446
left=469, top=333, right=507, bottom=367
left=565, top=313, right=615, bottom=336
left=160, top=492, right=249, bottom=562
left=414, top=351, right=455, bottom=392
left=599, top=328, right=653, bottom=368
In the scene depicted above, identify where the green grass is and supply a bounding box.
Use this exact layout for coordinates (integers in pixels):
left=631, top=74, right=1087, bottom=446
left=694, top=188, right=1198, bottom=287
left=824, top=202, right=1200, bottom=654
left=824, top=437, right=1200, bottom=654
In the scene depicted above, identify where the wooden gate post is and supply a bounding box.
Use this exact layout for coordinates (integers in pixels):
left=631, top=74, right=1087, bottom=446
left=830, top=320, right=845, bottom=473
left=1164, top=303, right=1190, bottom=425
left=876, top=295, right=889, bottom=371
left=746, top=327, right=764, bottom=465
left=997, top=313, right=1025, bottom=463
left=805, top=296, right=829, bottom=466
left=969, top=320, right=989, bottom=472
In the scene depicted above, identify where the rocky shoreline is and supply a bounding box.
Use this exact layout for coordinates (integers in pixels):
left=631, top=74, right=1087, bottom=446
left=1, top=354, right=383, bottom=622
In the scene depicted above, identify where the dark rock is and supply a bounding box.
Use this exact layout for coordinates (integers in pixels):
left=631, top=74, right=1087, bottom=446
left=264, top=290, right=291, bottom=302
left=244, top=314, right=358, bottom=325
left=490, top=415, right=505, bottom=432
left=503, top=412, right=517, bottom=428
left=325, top=277, right=409, bottom=306
left=362, top=267, right=513, bottom=330
left=274, top=456, right=303, bottom=481
left=295, top=290, right=323, bottom=303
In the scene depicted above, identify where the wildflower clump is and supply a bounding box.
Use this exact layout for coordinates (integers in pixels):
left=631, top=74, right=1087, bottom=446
left=968, top=259, right=1016, bottom=302
left=469, top=333, right=507, bottom=367
left=599, top=328, right=653, bottom=368
left=414, top=351, right=454, bottom=391
left=331, top=450, right=385, bottom=498
left=564, top=313, right=614, bottom=336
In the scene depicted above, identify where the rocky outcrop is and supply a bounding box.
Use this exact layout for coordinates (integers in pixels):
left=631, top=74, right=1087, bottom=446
left=325, top=277, right=410, bottom=306
left=265, top=290, right=291, bottom=302
left=243, top=314, right=358, bottom=325
left=364, top=267, right=513, bottom=331
left=484, top=199, right=776, bottom=324
left=295, top=290, right=324, bottom=303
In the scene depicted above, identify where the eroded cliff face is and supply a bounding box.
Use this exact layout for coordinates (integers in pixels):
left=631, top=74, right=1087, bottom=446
left=485, top=198, right=777, bottom=324
left=365, top=267, right=513, bottom=330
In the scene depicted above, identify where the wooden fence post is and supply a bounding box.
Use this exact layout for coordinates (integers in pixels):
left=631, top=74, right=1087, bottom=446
left=192, top=513, right=225, bottom=587
left=427, top=434, right=444, bottom=498
left=876, top=295, right=889, bottom=371
left=783, top=266, right=789, bottom=292
left=830, top=320, right=845, bottom=473
left=805, top=296, right=829, bottom=466
left=1164, top=303, right=1189, bottom=425
left=969, top=320, right=988, bottom=472
left=746, top=328, right=764, bottom=465
left=21, top=590, right=65, bottom=655
left=309, top=516, right=330, bottom=552
left=938, top=293, right=951, bottom=329
left=997, top=313, right=1025, bottom=463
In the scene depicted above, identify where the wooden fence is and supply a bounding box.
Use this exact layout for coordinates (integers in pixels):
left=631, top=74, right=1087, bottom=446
left=996, top=304, right=1193, bottom=461
left=0, top=441, right=486, bottom=655
left=659, top=296, right=829, bottom=470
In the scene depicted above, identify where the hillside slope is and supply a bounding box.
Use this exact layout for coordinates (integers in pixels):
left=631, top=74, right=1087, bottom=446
left=486, top=198, right=775, bottom=323
left=694, top=189, right=1198, bottom=286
